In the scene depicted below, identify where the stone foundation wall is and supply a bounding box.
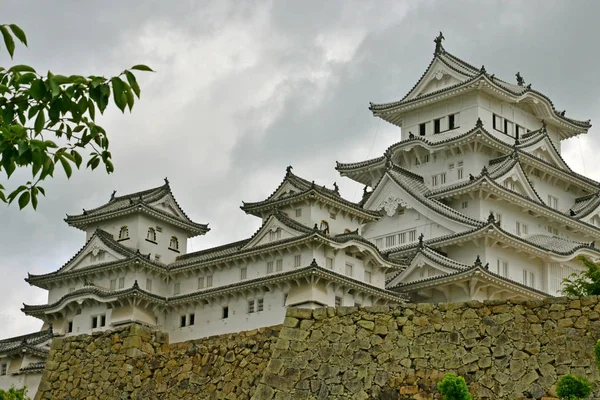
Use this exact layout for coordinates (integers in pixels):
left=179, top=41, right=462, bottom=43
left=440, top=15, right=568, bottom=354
left=34, top=324, right=279, bottom=400
left=34, top=296, right=600, bottom=400
left=255, top=297, right=600, bottom=400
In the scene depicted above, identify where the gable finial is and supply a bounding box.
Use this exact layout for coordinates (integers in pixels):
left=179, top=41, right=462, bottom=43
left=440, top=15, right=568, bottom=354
left=591, top=241, right=596, bottom=249
left=133, top=280, right=139, bottom=289
left=418, top=233, right=424, bottom=248
left=479, top=65, right=486, bottom=74
left=474, top=255, right=482, bottom=267
left=164, top=177, right=169, bottom=185
left=481, top=165, right=488, bottom=175
left=408, top=131, right=415, bottom=139
left=487, top=211, right=496, bottom=224
left=434, top=31, right=445, bottom=55
left=82, top=208, right=87, bottom=215
left=286, top=165, right=293, bottom=175
left=363, top=185, right=369, bottom=196
left=385, top=153, right=393, bottom=170
left=570, top=209, right=576, bottom=216
left=475, top=117, right=483, bottom=128
left=110, top=190, right=117, bottom=201
left=541, top=120, right=547, bottom=132
left=484, top=262, right=489, bottom=270
left=559, top=110, right=566, bottom=117
left=516, top=72, right=525, bottom=86
left=526, top=83, right=531, bottom=90
left=333, top=182, right=340, bottom=194
left=490, top=74, right=495, bottom=80
left=469, top=173, right=475, bottom=181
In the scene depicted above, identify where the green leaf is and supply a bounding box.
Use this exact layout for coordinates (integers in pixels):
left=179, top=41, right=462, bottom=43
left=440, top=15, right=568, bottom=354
left=8, top=65, right=36, bottom=73
left=126, top=87, right=134, bottom=111
left=71, top=150, right=83, bottom=168
left=48, top=77, right=60, bottom=97
left=4, top=160, right=15, bottom=178
left=52, top=75, right=71, bottom=85
left=0, top=84, right=9, bottom=94
left=111, top=77, right=126, bottom=113
left=34, top=109, right=45, bottom=134
left=17, top=141, right=28, bottom=156
left=8, top=24, right=27, bottom=46
left=0, top=26, right=15, bottom=58
left=37, top=186, right=45, bottom=196
left=31, top=188, right=38, bottom=210
left=130, top=64, right=154, bottom=72
left=59, top=156, right=72, bottom=178
left=30, top=79, right=46, bottom=100
left=88, top=99, right=96, bottom=120
left=125, top=71, right=140, bottom=98
left=18, top=191, right=30, bottom=210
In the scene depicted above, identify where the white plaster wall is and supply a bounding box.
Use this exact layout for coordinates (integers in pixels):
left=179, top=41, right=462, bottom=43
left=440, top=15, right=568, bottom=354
left=0, top=372, right=42, bottom=395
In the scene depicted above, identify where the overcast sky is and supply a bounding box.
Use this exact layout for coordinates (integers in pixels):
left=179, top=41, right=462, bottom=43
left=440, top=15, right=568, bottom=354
left=1, top=0, right=599, bottom=338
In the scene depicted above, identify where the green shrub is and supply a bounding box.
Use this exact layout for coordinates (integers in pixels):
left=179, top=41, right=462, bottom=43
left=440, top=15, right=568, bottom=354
left=594, top=339, right=600, bottom=373
left=437, top=373, right=472, bottom=400
left=0, top=387, right=29, bottom=400
left=556, top=375, right=592, bottom=400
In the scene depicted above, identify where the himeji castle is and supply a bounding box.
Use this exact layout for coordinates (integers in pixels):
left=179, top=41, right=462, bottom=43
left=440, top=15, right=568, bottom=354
left=1, top=33, right=598, bottom=394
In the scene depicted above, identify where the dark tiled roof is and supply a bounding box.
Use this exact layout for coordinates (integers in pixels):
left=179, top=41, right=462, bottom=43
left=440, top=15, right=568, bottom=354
left=65, top=181, right=209, bottom=236
left=0, top=329, right=53, bottom=354
left=571, top=193, right=600, bottom=218
left=17, top=361, right=46, bottom=374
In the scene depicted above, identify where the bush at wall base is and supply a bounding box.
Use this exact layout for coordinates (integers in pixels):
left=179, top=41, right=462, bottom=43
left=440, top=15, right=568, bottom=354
left=0, top=387, right=29, bottom=400
left=555, top=374, right=592, bottom=400
left=437, top=373, right=472, bottom=400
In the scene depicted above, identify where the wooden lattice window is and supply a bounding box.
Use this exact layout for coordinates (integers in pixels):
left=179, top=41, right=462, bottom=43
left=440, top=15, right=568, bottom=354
left=118, top=226, right=129, bottom=240
left=169, top=236, right=179, bottom=251
left=146, top=228, right=156, bottom=242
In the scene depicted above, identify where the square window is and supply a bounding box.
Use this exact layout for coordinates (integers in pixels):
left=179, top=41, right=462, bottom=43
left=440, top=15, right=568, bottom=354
left=385, top=235, right=396, bottom=247
left=222, top=306, right=229, bottom=319
left=345, top=263, right=353, bottom=277
left=180, top=315, right=187, bottom=327
left=461, top=201, right=468, bottom=209
left=198, top=277, right=205, bottom=289
left=326, top=257, right=334, bottom=269
left=329, top=212, right=337, bottom=220
left=173, top=282, right=180, bottom=295
left=257, top=298, right=264, bottom=312
left=295, top=208, right=302, bottom=217
left=448, top=163, right=454, bottom=170
left=266, top=261, right=274, bottom=274
left=206, top=276, right=213, bottom=287
left=294, top=255, right=301, bottom=267
left=118, top=277, right=125, bottom=289
left=240, top=267, right=247, bottom=280
left=189, top=313, right=195, bottom=326
left=248, top=300, right=255, bottom=313
left=276, top=259, right=283, bottom=271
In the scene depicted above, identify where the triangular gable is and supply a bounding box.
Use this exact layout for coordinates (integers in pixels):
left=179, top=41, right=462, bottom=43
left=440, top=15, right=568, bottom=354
left=405, top=57, right=473, bottom=101
left=387, top=251, right=461, bottom=288
left=148, top=193, right=189, bottom=221
left=577, top=202, right=600, bottom=223
left=519, top=135, right=570, bottom=170
left=492, top=161, right=542, bottom=202
left=60, top=234, right=130, bottom=274
left=364, top=173, right=477, bottom=234
left=241, top=214, right=310, bottom=250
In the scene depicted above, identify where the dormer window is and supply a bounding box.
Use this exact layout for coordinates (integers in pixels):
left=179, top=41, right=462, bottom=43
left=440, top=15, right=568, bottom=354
left=169, top=236, right=179, bottom=252
left=146, top=228, right=157, bottom=243
left=118, top=226, right=129, bottom=241
left=320, top=220, right=330, bottom=235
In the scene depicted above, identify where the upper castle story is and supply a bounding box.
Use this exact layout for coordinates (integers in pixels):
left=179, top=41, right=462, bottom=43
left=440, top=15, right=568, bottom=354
left=368, top=33, right=591, bottom=153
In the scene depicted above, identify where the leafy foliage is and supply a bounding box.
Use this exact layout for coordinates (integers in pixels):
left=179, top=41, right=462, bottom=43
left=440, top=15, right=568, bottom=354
left=0, top=23, right=153, bottom=209
left=595, top=339, right=600, bottom=374
left=437, top=373, right=472, bottom=400
left=561, top=256, right=600, bottom=297
left=555, top=375, right=593, bottom=400
left=0, top=386, right=30, bottom=400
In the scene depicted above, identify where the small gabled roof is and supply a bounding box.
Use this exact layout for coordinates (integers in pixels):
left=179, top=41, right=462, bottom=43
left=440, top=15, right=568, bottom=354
left=240, top=211, right=315, bottom=250
left=571, top=192, right=600, bottom=219
left=0, top=329, right=53, bottom=357
left=368, top=33, right=591, bottom=138
left=241, top=166, right=380, bottom=221
left=26, top=229, right=167, bottom=288
left=65, top=179, right=209, bottom=237
left=392, top=257, right=548, bottom=300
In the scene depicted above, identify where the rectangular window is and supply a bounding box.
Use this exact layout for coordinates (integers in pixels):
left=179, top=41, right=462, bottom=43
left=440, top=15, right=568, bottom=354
left=345, top=263, right=353, bottom=277
left=276, top=259, right=283, bottom=271
left=1, top=363, right=7, bottom=376
left=457, top=161, right=463, bottom=167
left=198, top=277, right=205, bottom=289
left=440, top=173, right=446, bottom=184
left=385, top=235, right=396, bottom=248
left=516, top=222, right=528, bottom=236
left=523, top=270, right=535, bottom=288
left=457, top=168, right=463, bottom=180
left=448, top=114, right=456, bottom=130
left=100, top=315, right=106, bottom=327
left=399, top=232, right=406, bottom=244
left=222, top=306, right=229, bottom=319
left=497, top=260, right=508, bottom=277
left=240, top=267, right=247, bottom=280
left=375, top=238, right=383, bottom=249
left=434, top=118, right=441, bottom=134
left=329, top=212, right=337, bottom=220
left=110, top=279, right=116, bottom=290
left=326, top=257, right=334, bottom=269
left=548, top=226, right=558, bottom=235
left=294, top=255, right=301, bottom=267
left=423, top=154, right=430, bottom=163
left=257, top=298, right=264, bottom=312
left=461, top=201, right=468, bottom=209
left=248, top=300, right=255, bottom=313
left=146, top=278, right=152, bottom=292
left=494, top=212, right=502, bottom=226
left=189, top=313, right=195, bottom=326
left=335, top=296, right=342, bottom=307
left=414, top=157, right=420, bottom=166
left=266, top=261, right=274, bottom=274
left=432, top=175, right=438, bottom=186
left=173, top=282, right=180, bottom=295
left=493, top=114, right=503, bottom=132
left=269, top=231, right=275, bottom=241
left=419, top=123, right=426, bottom=136
left=409, top=230, right=417, bottom=242
left=91, top=316, right=98, bottom=329
left=448, top=163, right=455, bottom=170
left=504, top=119, right=513, bottom=136
left=365, top=271, right=372, bottom=283
left=118, top=277, right=125, bottom=289
left=548, top=195, right=559, bottom=210
left=295, top=208, right=302, bottom=217
left=180, top=315, right=187, bottom=327
left=68, top=321, right=73, bottom=333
